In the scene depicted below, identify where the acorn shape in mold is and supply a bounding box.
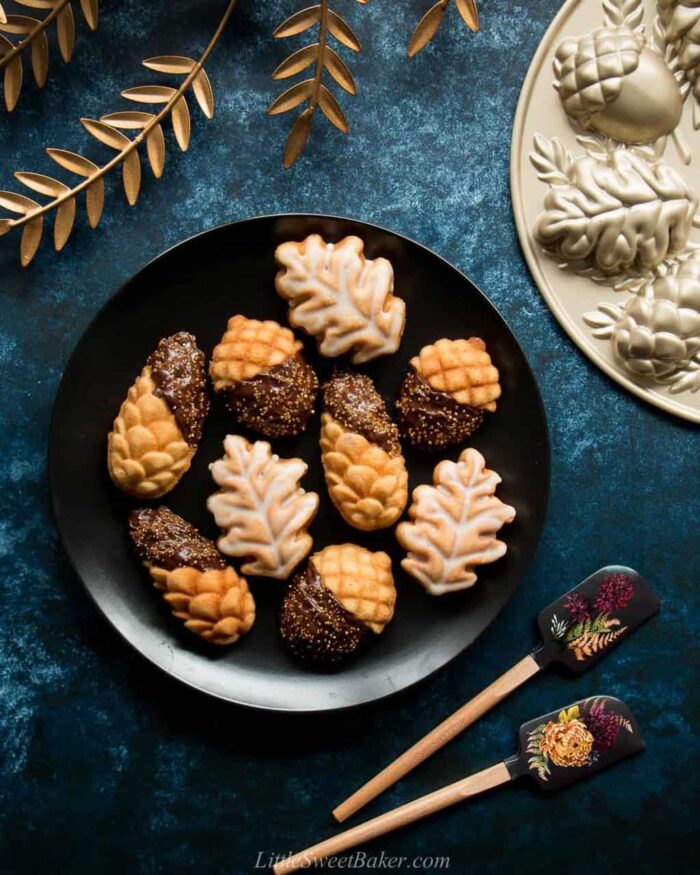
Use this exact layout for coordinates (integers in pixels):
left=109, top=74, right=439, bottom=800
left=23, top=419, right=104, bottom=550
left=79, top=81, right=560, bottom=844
left=553, top=26, right=683, bottom=144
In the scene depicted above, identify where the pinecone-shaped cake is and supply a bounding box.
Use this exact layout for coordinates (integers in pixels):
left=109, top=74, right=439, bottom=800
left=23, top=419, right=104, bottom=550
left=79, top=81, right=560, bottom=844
left=554, top=25, right=683, bottom=143
left=108, top=332, right=209, bottom=498
left=209, top=315, right=318, bottom=437
left=610, top=255, right=700, bottom=378
left=129, top=507, right=255, bottom=645
left=320, top=371, right=408, bottom=531
left=279, top=544, right=396, bottom=670
left=396, top=337, right=500, bottom=451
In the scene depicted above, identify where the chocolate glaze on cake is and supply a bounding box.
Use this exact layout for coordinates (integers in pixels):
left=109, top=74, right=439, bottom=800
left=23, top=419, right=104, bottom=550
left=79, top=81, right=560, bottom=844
left=148, top=332, right=209, bottom=447
left=323, top=370, right=401, bottom=456
left=396, top=366, right=485, bottom=451
left=279, top=561, right=371, bottom=670
left=129, top=507, right=225, bottom=572
left=223, top=354, right=318, bottom=438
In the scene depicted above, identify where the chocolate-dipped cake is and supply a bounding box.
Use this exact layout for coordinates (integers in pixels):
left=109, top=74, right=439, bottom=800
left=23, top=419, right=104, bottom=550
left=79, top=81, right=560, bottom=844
left=396, top=337, right=500, bottom=451
left=129, top=507, right=255, bottom=646
left=279, top=544, right=396, bottom=670
left=319, top=371, right=408, bottom=531
left=130, top=506, right=225, bottom=572
left=107, top=332, right=209, bottom=498
left=209, top=315, right=318, bottom=437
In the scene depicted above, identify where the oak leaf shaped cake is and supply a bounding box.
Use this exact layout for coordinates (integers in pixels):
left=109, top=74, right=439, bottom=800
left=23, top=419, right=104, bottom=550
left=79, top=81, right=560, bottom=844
left=129, top=507, right=255, bottom=645
left=397, top=448, right=516, bottom=596
left=207, top=435, right=319, bottom=579
left=279, top=544, right=396, bottom=670
left=274, top=234, right=406, bottom=363
left=107, top=332, right=209, bottom=498
left=320, top=371, right=408, bottom=531
left=209, top=315, right=318, bottom=437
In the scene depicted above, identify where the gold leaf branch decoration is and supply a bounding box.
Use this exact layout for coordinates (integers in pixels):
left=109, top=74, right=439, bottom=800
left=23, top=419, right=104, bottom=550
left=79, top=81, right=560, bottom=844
left=0, top=0, right=235, bottom=266
left=0, top=0, right=99, bottom=111
left=408, top=0, right=479, bottom=58
left=269, top=0, right=367, bottom=168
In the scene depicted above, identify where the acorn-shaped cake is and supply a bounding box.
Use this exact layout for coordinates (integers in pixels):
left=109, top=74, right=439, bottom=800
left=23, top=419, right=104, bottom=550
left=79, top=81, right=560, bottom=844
left=320, top=371, right=408, bottom=531
left=108, top=332, right=209, bottom=499
left=209, top=315, right=318, bottom=437
left=396, top=337, right=500, bottom=451
left=279, top=544, right=396, bottom=670
left=129, top=506, right=255, bottom=645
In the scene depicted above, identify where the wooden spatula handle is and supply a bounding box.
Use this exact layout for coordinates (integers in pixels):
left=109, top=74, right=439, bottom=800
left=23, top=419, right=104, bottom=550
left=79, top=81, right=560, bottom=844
left=333, top=653, right=539, bottom=823
left=274, top=762, right=511, bottom=875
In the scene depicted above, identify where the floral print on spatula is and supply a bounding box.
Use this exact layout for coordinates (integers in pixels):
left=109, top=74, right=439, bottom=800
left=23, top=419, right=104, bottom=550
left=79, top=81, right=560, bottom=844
left=550, top=573, right=634, bottom=661
left=527, top=699, right=634, bottom=782
left=536, top=566, right=660, bottom=673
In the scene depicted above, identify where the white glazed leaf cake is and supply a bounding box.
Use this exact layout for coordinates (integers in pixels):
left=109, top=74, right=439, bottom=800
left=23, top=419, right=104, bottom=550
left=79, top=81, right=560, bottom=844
left=274, top=234, right=406, bottom=363
left=207, top=435, right=319, bottom=579
left=397, top=448, right=516, bottom=596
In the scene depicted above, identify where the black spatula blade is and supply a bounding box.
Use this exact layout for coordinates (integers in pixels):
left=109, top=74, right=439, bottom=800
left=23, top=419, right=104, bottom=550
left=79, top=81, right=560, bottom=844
left=506, top=696, right=644, bottom=792
left=535, top=566, right=659, bottom=672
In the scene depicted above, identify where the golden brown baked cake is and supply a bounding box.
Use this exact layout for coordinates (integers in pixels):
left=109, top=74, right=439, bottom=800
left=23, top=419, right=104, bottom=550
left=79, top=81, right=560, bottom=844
left=396, top=337, right=501, bottom=451
left=210, top=314, right=301, bottom=385
left=209, top=315, right=317, bottom=437
left=411, top=337, right=501, bottom=409
left=207, top=435, right=319, bottom=579
left=129, top=507, right=255, bottom=645
left=320, top=371, right=408, bottom=531
left=108, top=332, right=209, bottom=498
left=397, top=448, right=516, bottom=596
left=279, top=544, right=396, bottom=669
left=275, top=235, right=406, bottom=363
left=313, top=544, right=395, bottom=634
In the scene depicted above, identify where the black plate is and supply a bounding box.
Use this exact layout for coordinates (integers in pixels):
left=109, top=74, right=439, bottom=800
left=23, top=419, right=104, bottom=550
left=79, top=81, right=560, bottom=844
left=49, top=215, right=549, bottom=712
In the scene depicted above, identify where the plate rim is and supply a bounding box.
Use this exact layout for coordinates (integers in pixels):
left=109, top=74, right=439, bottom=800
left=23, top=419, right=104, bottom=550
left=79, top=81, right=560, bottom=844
left=510, top=0, right=700, bottom=426
left=48, top=212, right=551, bottom=712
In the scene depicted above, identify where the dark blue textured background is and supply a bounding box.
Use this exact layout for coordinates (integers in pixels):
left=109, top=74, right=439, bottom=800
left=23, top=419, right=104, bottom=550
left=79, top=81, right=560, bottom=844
left=1, top=1, right=697, bottom=872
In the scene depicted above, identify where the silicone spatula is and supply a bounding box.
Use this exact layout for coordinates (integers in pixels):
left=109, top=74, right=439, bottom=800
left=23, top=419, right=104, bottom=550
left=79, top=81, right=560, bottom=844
left=275, top=696, right=644, bottom=874
left=334, top=565, right=658, bottom=822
